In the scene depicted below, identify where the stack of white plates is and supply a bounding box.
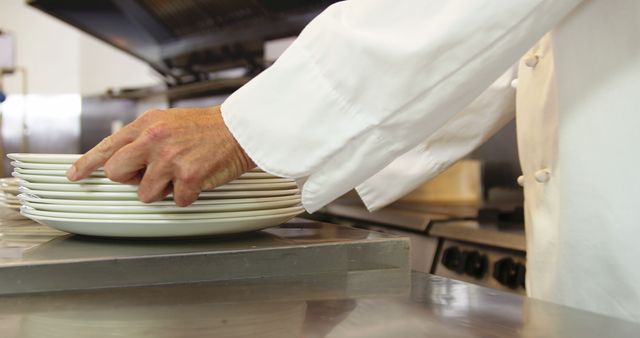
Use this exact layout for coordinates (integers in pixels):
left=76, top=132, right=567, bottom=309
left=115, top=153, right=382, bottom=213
left=8, top=153, right=303, bottom=238
left=0, top=177, right=21, bottom=211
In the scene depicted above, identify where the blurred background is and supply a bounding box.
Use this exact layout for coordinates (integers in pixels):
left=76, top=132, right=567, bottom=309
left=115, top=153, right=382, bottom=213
left=0, top=0, right=162, bottom=175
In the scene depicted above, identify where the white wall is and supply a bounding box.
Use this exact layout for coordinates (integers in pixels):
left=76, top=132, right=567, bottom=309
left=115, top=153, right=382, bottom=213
left=0, top=0, right=81, bottom=94
left=79, top=34, right=161, bottom=95
left=0, top=0, right=162, bottom=174
left=0, top=0, right=160, bottom=96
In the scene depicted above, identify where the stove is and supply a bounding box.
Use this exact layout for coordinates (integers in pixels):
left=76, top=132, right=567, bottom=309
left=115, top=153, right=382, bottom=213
left=318, top=199, right=526, bottom=294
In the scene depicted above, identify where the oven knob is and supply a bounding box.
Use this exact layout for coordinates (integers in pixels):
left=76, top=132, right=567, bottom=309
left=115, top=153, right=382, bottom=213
left=515, top=263, right=526, bottom=289
left=493, top=257, right=518, bottom=288
left=442, top=246, right=466, bottom=273
left=464, top=251, right=488, bottom=279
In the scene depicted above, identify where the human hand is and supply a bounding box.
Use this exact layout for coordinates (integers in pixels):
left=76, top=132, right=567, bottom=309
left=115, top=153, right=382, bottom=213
left=67, top=106, right=255, bottom=206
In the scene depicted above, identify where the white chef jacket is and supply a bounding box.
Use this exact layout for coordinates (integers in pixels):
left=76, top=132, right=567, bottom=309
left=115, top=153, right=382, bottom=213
left=222, top=0, right=640, bottom=322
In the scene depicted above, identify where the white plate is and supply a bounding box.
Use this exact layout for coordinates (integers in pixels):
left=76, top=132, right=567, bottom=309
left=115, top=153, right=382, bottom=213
left=1, top=202, right=21, bottom=208
left=0, top=196, right=20, bottom=204
left=21, top=210, right=302, bottom=237
left=9, top=154, right=264, bottom=172
left=12, top=172, right=292, bottom=185
left=14, top=168, right=277, bottom=179
left=21, top=198, right=300, bottom=214
left=19, top=181, right=139, bottom=192
left=8, top=153, right=82, bottom=164
left=17, top=193, right=299, bottom=206
left=18, top=181, right=297, bottom=192
left=1, top=187, right=20, bottom=195
left=14, top=173, right=115, bottom=184
left=21, top=205, right=303, bottom=220
left=13, top=168, right=107, bottom=177
left=0, top=177, right=19, bottom=186
left=0, top=177, right=18, bottom=193
left=11, top=161, right=92, bottom=170
left=0, top=190, right=18, bottom=197
left=19, top=187, right=300, bottom=200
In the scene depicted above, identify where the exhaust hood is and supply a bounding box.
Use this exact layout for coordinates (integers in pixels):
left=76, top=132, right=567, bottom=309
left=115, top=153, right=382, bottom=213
left=28, top=0, right=339, bottom=86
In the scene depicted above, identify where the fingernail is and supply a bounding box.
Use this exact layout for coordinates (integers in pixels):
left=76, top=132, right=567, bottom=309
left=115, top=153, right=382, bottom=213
left=66, top=165, right=77, bottom=181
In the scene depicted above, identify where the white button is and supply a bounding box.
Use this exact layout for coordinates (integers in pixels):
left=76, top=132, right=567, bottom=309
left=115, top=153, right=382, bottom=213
left=534, top=169, right=551, bottom=183
left=510, top=78, right=519, bottom=89
left=524, top=55, right=539, bottom=68
left=517, top=175, right=525, bottom=187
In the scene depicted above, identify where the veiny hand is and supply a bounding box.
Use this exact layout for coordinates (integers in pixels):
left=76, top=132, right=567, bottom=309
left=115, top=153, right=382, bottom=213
left=67, top=106, right=255, bottom=206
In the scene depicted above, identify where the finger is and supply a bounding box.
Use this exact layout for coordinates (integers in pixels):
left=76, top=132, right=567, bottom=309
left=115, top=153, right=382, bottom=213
left=68, top=125, right=140, bottom=181
left=151, top=182, right=173, bottom=201
left=103, top=140, right=149, bottom=183
left=120, top=171, right=144, bottom=186
left=137, top=162, right=173, bottom=203
left=172, top=179, right=201, bottom=207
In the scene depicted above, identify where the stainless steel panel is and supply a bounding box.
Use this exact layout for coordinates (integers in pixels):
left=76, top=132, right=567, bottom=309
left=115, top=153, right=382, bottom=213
left=0, top=218, right=409, bottom=294
left=1, top=95, right=80, bottom=174
left=324, top=202, right=449, bottom=232
left=357, top=223, right=439, bottom=273
left=430, top=220, right=526, bottom=251
left=79, top=96, right=137, bottom=152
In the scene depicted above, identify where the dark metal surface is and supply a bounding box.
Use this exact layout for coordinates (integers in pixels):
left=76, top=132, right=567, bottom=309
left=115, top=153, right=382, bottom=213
left=430, top=220, right=526, bottom=251
left=0, top=271, right=638, bottom=337
left=323, top=202, right=450, bottom=232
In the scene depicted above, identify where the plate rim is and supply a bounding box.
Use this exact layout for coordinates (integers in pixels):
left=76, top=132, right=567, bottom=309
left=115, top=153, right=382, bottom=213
left=18, top=187, right=301, bottom=199
left=13, top=168, right=278, bottom=179
left=12, top=172, right=291, bottom=185
left=21, top=205, right=304, bottom=220
left=21, top=199, right=301, bottom=213
left=17, top=193, right=300, bottom=206
left=7, top=153, right=81, bottom=163
left=17, top=181, right=297, bottom=192
left=22, top=208, right=303, bottom=224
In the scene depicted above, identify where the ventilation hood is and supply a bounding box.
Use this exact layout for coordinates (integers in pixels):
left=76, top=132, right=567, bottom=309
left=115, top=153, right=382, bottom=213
left=28, top=0, right=339, bottom=86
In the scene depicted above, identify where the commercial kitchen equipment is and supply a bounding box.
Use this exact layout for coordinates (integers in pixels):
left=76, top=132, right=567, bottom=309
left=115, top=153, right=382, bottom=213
left=318, top=184, right=526, bottom=294
left=1, top=212, right=639, bottom=337
left=27, top=0, right=341, bottom=92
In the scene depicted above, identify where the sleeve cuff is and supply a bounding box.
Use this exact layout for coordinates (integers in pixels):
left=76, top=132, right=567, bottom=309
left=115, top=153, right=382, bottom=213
left=221, top=40, right=371, bottom=179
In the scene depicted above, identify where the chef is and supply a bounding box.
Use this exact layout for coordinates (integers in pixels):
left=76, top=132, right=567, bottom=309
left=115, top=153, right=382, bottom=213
left=67, top=0, right=640, bottom=323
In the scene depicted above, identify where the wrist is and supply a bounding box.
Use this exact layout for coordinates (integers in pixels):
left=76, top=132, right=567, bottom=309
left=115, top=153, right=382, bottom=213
left=239, top=147, right=256, bottom=172
left=214, top=105, right=256, bottom=173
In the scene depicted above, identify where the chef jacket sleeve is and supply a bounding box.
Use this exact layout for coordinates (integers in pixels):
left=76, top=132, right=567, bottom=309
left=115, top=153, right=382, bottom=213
left=221, top=0, right=583, bottom=213
left=356, top=67, right=517, bottom=211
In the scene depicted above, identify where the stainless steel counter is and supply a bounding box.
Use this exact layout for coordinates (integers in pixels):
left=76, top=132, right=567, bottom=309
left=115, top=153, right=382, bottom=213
left=1, top=210, right=638, bottom=337
left=0, top=270, right=638, bottom=337
left=0, top=217, right=409, bottom=294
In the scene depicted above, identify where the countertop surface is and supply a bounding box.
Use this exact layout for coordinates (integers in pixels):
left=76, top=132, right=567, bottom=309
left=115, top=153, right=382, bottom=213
left=1, top=209, right=638, bottom=337
left=1, top=270, right=639, bottom=337
left=0, top=214, right=409, bottom=294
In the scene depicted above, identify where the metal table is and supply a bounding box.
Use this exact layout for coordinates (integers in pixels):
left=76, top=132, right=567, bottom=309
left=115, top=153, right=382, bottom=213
left=1, top=211, right=638, bottom=337
left=0, top=217, right=409, bottom=294
left=0, top=271, right=638, bottom=337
